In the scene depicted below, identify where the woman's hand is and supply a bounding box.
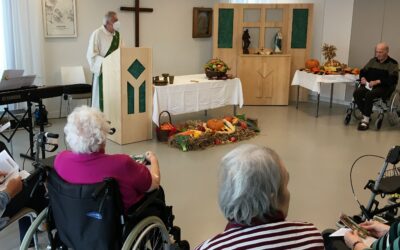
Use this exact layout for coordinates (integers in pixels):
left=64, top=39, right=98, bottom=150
left=360, top=220, right=389, bottom=238
left=344, top=230, right=368, bottom=250
left=145, top=151, right=157, bottom=162
left=5, top=176, right=23, bottom=199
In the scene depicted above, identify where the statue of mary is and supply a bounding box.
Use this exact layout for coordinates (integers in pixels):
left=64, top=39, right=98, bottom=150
left=274, top=31, right=283, bottom=53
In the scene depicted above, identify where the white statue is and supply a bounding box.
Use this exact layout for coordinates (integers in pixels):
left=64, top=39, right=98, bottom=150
left=274, top=31, right=283, bottom=53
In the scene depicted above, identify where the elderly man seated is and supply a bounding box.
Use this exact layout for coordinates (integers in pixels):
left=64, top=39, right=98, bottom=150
left=196, top=144, right=324, bottom=250
left=354, top=42, right=399, bottom=131
left=54, top=105, right=162, bottom=213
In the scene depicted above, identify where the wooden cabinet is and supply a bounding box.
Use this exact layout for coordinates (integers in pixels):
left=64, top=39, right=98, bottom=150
left=213, top=3, right=313, bottom=104
left=238, top=55, right=291, bottom=105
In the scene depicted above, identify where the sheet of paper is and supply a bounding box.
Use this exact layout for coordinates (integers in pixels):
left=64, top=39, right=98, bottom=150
left=0, top=150, right=30, bottom=191
left=0, top=150, right=19, bottom=175
left=329, top=227, right=349, bottom=237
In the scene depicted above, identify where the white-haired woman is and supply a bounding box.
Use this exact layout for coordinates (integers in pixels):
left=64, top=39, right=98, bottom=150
left=54, top=106, right=161, bottom=212
left=196, top=144, right=324, bottom=250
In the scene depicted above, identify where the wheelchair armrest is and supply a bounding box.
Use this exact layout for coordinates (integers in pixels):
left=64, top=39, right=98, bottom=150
left=126, top=190, right=164, bottom=220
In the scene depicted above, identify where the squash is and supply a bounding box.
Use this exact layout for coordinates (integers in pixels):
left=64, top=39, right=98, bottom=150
left=305, top=59, right=320, bottom=69
left=217, top=119, right=236, bottom=134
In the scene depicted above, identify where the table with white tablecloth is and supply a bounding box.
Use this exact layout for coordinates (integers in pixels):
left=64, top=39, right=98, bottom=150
left=152, top=74, right=244, bottom=125
left=291, top=70, right=358, bottom=117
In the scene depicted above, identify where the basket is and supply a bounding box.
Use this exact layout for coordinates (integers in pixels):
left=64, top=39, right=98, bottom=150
left=156, top=111, right=177, bottom=142
left=205, top=69, right=227, bottom=79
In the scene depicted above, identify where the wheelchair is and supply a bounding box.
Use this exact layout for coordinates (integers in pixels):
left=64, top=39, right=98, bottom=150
left=18, top=132, right=189, bottom=250
left=20, top=167, right=189, bottom=250
left=344, top=81, right=400, bottom=130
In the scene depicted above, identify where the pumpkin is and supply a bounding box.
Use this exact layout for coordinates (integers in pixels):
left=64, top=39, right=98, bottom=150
left=352, top=68, right=360, bottom=75
left=206, top=119, right=225, bottom=131
left=224, top=116, right=233, bottom=123
left=305, top=59, right=320, bottom=69
left=311, top=67, right=320, bottom=73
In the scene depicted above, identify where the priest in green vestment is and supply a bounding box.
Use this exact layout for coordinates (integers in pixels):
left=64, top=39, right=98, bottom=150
left=86, top=11, right=122, bottom=111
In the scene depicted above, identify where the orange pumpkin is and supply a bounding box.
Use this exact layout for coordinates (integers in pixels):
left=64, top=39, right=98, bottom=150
left=224, top=116, right=234, bottom=123
left=352, top=68, right=360, bottom=75
left=311, top=67, right=320, bottom=73
left=206, top=119, right=225, bottom=131
left=305, top=59, right=320, bottom=69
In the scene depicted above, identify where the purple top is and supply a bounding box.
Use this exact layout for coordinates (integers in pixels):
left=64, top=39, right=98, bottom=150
left=54, top=150, right=152, bottom=211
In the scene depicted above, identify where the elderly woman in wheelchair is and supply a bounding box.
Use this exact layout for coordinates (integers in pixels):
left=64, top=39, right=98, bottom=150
left=20, top=105, right=189, bottom=250
left=348, top=42, right=399, bottom=131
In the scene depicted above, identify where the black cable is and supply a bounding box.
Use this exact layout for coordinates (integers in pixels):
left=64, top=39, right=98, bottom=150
left=350, top=154, right=385, bottom=209
left=22, top=144, right=32, bottom=171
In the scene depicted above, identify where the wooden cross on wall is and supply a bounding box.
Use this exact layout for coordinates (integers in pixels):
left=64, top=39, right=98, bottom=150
left=120, top=0, right=153, bottom=47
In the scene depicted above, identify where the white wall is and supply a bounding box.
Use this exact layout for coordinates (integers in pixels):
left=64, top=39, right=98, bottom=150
left=43, top=0, right=216, bottom=117
left=319, top=0, right=354, bottom=104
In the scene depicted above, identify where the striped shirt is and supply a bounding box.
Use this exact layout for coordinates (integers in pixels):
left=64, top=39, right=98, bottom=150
left=196, top=221, right=324, bottom=250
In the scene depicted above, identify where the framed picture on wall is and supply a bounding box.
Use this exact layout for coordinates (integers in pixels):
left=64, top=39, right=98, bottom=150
left=42, top=0, right=77, bottom=38
left=193, top=7, right=213, bottom=38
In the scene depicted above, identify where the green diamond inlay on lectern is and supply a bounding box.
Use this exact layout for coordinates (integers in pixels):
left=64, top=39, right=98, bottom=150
left=128, top=59, right=145, bottom=79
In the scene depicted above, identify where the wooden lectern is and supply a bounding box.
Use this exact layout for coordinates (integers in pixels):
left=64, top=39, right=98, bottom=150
left=102, top=47, right=152, bottom=144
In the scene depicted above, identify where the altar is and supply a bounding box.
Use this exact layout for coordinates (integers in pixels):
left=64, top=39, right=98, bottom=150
left=152, top=74, right=244, bottom=125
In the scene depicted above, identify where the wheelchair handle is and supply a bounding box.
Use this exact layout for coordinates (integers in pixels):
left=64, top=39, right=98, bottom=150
left=386, top=145, right=400, bottom=165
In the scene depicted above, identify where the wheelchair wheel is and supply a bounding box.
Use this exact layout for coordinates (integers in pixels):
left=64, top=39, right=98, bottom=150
left=20, top=208, right=50, bottom=250
left=344, top=108, right=352, bottom=125
left=388, top=91, right=400, bottom=126
left=122, top=216, right=171, bottom=250
left=375, top=114, right=384, bottom=130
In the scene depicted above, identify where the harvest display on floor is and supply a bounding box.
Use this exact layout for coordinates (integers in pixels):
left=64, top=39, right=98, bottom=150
left=165, top=115, right=259, bottom=152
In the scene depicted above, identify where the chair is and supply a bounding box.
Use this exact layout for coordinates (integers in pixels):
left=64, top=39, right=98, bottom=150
left=20, top=170, right=189, bottom=250
left=59, top=66, right=92, bottom=118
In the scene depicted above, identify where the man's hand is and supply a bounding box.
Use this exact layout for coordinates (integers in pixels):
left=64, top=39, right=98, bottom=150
left=360, top=77, right=367, bottom=85
left=369, top=80, right=381, bottom=87
left=360, top=220, right=389, bottom=238
left=5, top=176, right=23, bottom=199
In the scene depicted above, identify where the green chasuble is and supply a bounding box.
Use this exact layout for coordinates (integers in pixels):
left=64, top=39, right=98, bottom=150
left=98, top=31, right=120, bottom=111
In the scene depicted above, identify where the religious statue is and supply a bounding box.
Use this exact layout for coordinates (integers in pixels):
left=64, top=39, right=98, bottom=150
left=274, top=31, right=282, bottom=53
left=242, top=29, right=250, bottom=54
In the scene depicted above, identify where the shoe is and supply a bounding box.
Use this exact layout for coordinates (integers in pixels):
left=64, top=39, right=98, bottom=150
left=357, top=121, right=369, bottom=131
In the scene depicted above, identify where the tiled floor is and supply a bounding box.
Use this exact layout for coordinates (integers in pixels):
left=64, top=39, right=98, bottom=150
left=0, top=102, right=399, bottom=249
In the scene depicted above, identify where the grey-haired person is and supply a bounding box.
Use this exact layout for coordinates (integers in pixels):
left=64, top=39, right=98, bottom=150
left=196, top=144, right=324, bottom=250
